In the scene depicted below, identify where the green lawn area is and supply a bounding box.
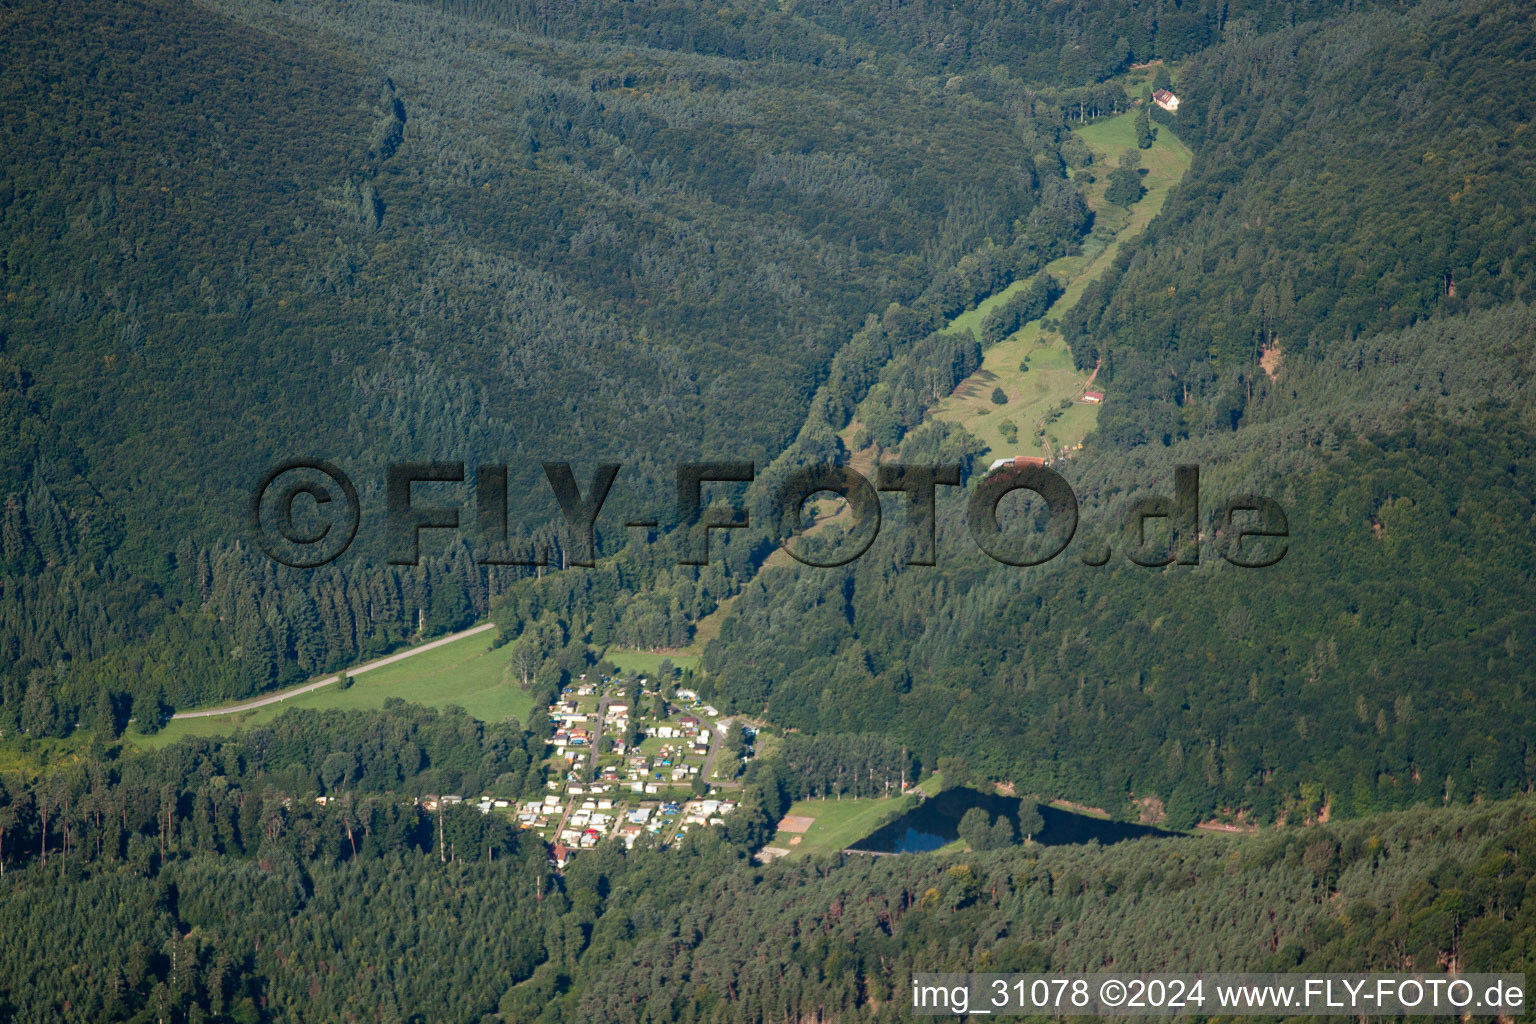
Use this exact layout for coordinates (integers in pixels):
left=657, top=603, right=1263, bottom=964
left=1041, top=398, right=1102, bottom=452
left=128, top=628, right=536, bottom=749
left=637, top=736, right=674, bottom=755
left=768, top=772, right=943, bottom=857
left=1074, top=110, right=1191, bottom=236
left=602, top=649, right=700, bottom=677
left=928, top=110, right=1192, bottom=463
left=769, top=792, right=919, bottom=857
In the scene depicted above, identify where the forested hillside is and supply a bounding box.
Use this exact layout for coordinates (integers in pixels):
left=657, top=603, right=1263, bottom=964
left=8, top=0, right=1522, bottom=824
left=415, top=0, right=1409, bottom=81
left=696, top=0, right=1536, bottom=827
left=3, top=0, right=1536, bottom=1018
left=1066, top=0, right=1536, bottom=447
left=0, top=0, right=1065, bottom=725
left=0, top=730, right=1530, bottom=1022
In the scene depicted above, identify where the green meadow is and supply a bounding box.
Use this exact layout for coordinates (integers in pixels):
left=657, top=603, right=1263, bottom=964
left=766, top=773, right=944, bottom=857
left=930, top=110, right=1192, bottom=462
left=601, top=649, right=701, bottom=678
left=767, top=793, right=919, bottom=858
left=128, top=628, right=536, bottom=749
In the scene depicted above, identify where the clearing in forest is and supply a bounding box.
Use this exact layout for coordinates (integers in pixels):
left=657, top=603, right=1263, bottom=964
left=601, top=648, right=701, bottom=677
left=681, top=113, right=1192, bottom=651
left=928, top=110, right=1192, bottom=462
left=766, top=793, right=919, bottom=857
left=128, top=628, right=537, bottom=748
left=764, top=773, right=945, bottom=857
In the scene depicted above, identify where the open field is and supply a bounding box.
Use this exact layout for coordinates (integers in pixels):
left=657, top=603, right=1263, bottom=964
left=767, top=793, right=920, bottom=857
left=128, top=628, right=536, bottom=748
left=929, top=111, right=1192, bottom=462
left=764, top=774, right=942, bottom=857
left=1074, top=110, right=1192, bottom=233
left=602, top=649, right=700, bottom=677
left=944, top=276, right=1034, bottom=340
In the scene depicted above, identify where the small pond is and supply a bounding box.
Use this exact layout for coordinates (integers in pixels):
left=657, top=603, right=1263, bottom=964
left=848, top=787, right=1174, bottom=854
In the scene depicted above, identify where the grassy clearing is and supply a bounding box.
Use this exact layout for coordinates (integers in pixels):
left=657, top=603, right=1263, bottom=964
left=1074, top=112, right=1191, bottom=231
left=637, top=735, right=677, bottom=755
left=601, top=649, right=700, bottom=677
left=929, top=111, right=1192, bottom=463
left=944, top=277, right=1034, bottom=340
left=768, top=792, right=919, bottom=857
left=128, top=629, right=536, bottom=749
left=655, top=583, right=758, bottom=659
left=767, top=772, right=944, bottom=856
left=917, top=772, right=946, bottom=797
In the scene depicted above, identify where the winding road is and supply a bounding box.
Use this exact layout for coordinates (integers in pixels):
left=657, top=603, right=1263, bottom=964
left=171, top=622, right=498, bottom=719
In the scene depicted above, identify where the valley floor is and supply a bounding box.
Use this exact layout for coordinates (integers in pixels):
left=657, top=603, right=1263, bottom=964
left=930, top=110, right=1192, bottom=462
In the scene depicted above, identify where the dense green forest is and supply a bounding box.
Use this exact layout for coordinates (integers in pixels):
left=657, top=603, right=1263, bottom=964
left=0, top=728, right=1530, bottom=1021
left=707, top=400, right=1536, bottom=825
left=1065, top=0, right=1536, bottom=447
left=6, top=0, right=1497, bottom=729
left=413, top=0, right=1411, bottom=81
left=696, top=0, right=1536, bottom=827
left=0, top=0, right=1069, bottom=721
left=3, top=0, right=1536, bottom=1017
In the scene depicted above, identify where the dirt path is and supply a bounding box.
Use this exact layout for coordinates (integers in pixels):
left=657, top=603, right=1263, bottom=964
left=1081, top=357, right=1102, bottom=393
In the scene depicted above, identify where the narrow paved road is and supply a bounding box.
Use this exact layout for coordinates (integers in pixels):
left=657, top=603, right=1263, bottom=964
left=172, top=622, right=498, bottom=719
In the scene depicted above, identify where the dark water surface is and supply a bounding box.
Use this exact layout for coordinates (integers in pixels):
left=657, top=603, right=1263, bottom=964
left=849, top=787, right=1175, bottom=854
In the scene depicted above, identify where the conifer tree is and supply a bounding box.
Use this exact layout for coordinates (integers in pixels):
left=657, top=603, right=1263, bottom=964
left=1136, top=89, right=1156, bottom=148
